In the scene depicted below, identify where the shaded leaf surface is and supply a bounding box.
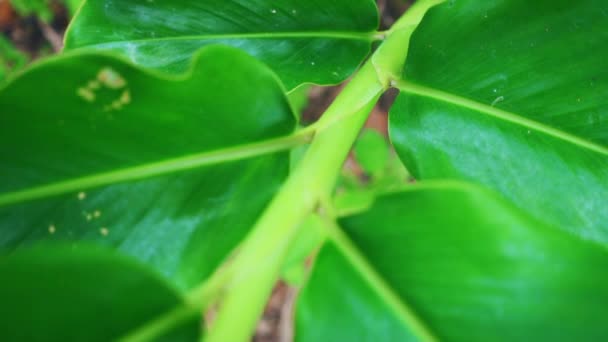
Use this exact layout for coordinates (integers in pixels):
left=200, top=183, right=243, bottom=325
left=390, top=0, right=608, bottom=243
left=297, top=183, right=608, bottom=341
left=0, top=244, right=200, bottom=341
left=65, top=0, right=380, bottom=89
left=354, top=129, right=389, bottom=177
left=0, top=46, right=296, bottom=289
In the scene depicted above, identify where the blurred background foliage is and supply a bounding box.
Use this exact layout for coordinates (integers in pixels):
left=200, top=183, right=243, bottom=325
left=0, top=0, right=81, bottom=80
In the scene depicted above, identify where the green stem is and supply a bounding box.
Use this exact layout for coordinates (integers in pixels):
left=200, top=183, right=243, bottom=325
left=206, top=60, right=386, bottom=342
left=205, top=1, right=444, bottom=340
left=106, top=1, right=447, bottom=340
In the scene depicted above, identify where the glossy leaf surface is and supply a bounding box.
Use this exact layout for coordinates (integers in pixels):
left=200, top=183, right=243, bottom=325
left=64, top=0, right=379, bottom=89
left=297, top=183, right=608, bottom=341
left=0, top=244, right=199, bottom=341
left=390, top=0, right=608, bottom=243
left=0, top=46, right=297, bottom=290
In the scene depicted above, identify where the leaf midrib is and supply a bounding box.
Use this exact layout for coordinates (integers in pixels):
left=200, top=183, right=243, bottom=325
left=0, top=131, right=312, bottom=207
left=396, top=80, right=608, bottom=156
left=326, top=219, right=438, bottom=342
left=72, top=31, right=380, bottom=48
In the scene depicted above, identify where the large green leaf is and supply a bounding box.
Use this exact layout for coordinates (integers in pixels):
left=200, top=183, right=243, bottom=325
left=0, top=45, right=299, bottom=290
left=389, top=0, right=608, bottom=243
left=0, top=244, right=200, bottom=341
left=297, top=182, right=608, bottom=341
left=64, top=0, right=379, bottom=90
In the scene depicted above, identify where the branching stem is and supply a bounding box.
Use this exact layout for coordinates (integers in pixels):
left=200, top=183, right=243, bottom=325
left=120, top=1, right=445, bottom=340
left=205, top=2, right=445, bottom=340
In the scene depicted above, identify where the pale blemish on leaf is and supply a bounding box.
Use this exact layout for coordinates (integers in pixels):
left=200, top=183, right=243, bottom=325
left=87, top=80, right=101, bottom=90
left=100, top=227, right=109, bottom=236
left=120, top=89, right=131, bottom=103
left=48, top=224, right=56, bottom=234
left=77, top=67, right=131, bottom=111
left=77, top=87, right=95, bottom=102
left=103, top=89, right=132, bottom=112
left=84, top=211, right=93, bottom=221
left=97, top=67, right=127, bottom=89
left=77, top=191, right=87, bottom=200
left=491, top=96, right=504, bottom=106
left=83, top=209, right=101, bottom=221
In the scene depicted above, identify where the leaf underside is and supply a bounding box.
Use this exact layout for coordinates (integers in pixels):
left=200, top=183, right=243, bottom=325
left=297, top=183, right=608, bottom=342
left=389, top=0, right=608, bottom=244
left=0, top=244, right=200, bottom=341
left=0, top=45, right=296, bottom=290
left=64, top=0, right=380, bottom=89
left=299, top=1, right=608, bottom=341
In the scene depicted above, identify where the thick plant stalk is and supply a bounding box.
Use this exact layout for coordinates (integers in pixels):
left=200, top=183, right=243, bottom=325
left=205, top=1, right=444, bottom=341
left=206, top=62, right=385, bottom=342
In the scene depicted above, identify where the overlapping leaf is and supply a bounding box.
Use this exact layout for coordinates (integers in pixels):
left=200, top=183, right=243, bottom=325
left=0, top=244, right=200, bottom=341
left=297, top=183, right=608, bottom=341
left=64, top=0, right=380, bottom=89
left=389, top=0, right=608, bottom=243
left=0, top=45, right=298, bottom=290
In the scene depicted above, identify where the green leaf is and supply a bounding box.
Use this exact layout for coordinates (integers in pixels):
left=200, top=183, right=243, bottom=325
left=0, top=45, right=300, bottom=290
left=297, top=182, right=608, bottom=341
left=280, top=214, right=326, bottom=286
left=354, top=129, right=389, bottom=178
left=64, top=0, right=380, bottom=90
left=287, top=84, right=310, bottom=121
left=0, top=244, right=200, bottom=341
left=389, top=0, right=608, bottom=243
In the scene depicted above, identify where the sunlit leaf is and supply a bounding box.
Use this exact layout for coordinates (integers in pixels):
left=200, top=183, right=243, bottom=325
left=390, top=0, right=608, bottom=243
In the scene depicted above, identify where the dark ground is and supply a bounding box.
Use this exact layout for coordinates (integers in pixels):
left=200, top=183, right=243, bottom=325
left=0, top=0, right=412, bottom=340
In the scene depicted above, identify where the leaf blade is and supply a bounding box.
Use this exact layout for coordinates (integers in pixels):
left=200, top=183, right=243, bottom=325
left=0, top=244, right=200, bottom=341
left=389, top=0, right=608, bottom=243
left=64, top=0, right=380, bottom=89
left=297, top=182, right=608, bottom=341
left=0, top=45, right=297, bottom=289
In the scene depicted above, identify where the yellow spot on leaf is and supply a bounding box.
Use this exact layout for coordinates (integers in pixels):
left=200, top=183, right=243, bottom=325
left=100, top=227, right=109, bottom=236
left=48, top=224, right=56, bottom=234
left=78, top=191, right=87, bottom=200
left=120, top=89, right=131, bottom=104
left=97, top=67, right=127, bottom=89
left=77, top=87, right=95, bottom=102
left=87, top=80, right=101, bottom=90
left=103, top=89, right=132, bottom=112
left=93, top=210, right=101, bottom=218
